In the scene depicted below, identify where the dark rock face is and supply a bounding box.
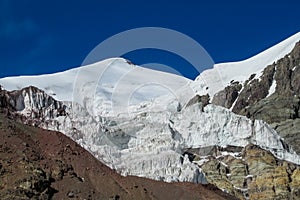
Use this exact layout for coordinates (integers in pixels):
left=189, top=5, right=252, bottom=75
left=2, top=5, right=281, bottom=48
left=185, top=94, right=210, bottom=111
left=273, top=118, right=300, bottom=153
left=0, top=87, right=13, bottom=111
left=276, top=43, right=300, bottom=96
left=212, top=81, right=242, bottom=109
left=239, top=94, right=300, bottom=124
left=232, top=64, right=275, bottom=114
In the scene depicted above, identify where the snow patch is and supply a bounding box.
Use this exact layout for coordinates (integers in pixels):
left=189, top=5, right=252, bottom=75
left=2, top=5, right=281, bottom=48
left=267, top=79, right=277, bottom=98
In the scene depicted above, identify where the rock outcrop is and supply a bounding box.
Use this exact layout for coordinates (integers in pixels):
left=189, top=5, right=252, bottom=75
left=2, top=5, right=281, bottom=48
left=188, top=144, right=300, bottom=200
left=185, top=94, right=210, bottom=111
left=212, top=81, right=242, bottom=109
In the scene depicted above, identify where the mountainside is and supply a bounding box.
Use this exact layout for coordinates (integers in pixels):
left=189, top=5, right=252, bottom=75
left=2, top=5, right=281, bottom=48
left=1, top=32, right=300, bottom=200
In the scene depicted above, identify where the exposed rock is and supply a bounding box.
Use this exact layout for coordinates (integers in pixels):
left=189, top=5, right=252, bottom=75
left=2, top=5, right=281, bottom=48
left=201, top=159, right=234, bottom=195
left=194, top=144, right=300, bottom=200
left=291, top=169, right=300, bottom=198
left=239, top=94, right=300, bottom=124
left=185, top=94, right=210, bottom=111
left=212, top=81, right=242, bottom=109
left=228, top=159, right=247, bottom=188
left=271, top=118, right=300, bottom=152
left=232, top=64, right=276, bottom=113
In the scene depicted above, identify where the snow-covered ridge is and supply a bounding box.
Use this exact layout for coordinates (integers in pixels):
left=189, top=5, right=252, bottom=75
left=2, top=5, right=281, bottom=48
left=0, top=57, right=193, bottom=117
left=0, top=58, right=129, bottom=101
left=1, top=32, right=300, bottom=111
left=193, top=32, right=300, bottom=97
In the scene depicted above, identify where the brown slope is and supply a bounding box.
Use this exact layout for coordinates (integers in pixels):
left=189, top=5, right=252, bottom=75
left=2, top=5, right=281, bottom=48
left=0, top=113, right=236, bottom=200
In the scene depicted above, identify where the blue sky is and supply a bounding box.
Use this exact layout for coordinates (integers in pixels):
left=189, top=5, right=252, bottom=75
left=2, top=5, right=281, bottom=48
left=0, top=0, right=300, bottom=79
